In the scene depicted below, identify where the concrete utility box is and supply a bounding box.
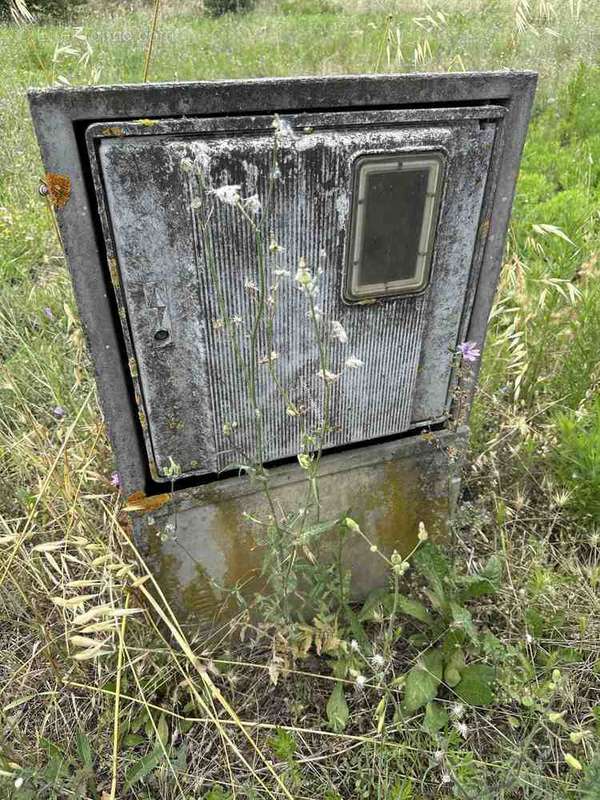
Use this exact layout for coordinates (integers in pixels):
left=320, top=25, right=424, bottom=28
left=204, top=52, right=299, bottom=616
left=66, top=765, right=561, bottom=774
left=29, top=72, right=536, bottom=618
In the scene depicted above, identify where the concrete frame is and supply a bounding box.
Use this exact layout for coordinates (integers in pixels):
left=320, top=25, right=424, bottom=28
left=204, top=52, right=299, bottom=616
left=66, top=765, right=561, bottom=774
left=28, top=71, right=537, bottom=495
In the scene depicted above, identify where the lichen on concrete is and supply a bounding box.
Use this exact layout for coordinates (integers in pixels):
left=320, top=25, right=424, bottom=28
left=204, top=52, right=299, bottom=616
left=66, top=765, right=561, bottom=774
left=140, top=428, right=465, bottom=623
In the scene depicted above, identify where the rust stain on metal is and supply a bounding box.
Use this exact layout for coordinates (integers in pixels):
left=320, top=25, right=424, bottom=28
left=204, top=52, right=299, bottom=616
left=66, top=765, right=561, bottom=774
left=42, top=172, right=71, bottom=208
left=101, top=126, right=125, bottom=137
left=128, top=357, right=139, bottom=378
left=107, top=256, right=120, bottom=288
left=124, top=490, right=171, bottom=513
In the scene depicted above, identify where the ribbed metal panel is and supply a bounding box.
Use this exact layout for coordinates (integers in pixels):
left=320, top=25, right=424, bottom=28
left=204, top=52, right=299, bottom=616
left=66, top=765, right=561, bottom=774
left=95, top=110, right=497, bottom=480
left=183, top=135, right=425, bottom=474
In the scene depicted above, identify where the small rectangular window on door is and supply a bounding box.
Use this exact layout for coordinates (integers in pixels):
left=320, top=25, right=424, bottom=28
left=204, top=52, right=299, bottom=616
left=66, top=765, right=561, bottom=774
left=344, top=152, right=444, bottom=302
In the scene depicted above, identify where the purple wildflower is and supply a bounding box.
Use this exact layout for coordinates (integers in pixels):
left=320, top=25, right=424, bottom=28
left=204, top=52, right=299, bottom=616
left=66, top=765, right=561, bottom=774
left=52, top=405, right=66, bottom=419
left=457, top=341, right=481, bottom=363
left=43, top=307, right=53, bottom=320
left=110, top=471, right=120, bottom=488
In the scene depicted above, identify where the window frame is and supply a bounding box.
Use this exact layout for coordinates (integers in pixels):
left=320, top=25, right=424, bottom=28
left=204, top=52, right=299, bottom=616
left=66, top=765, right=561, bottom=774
left=343, top=151, right=446, bottom=303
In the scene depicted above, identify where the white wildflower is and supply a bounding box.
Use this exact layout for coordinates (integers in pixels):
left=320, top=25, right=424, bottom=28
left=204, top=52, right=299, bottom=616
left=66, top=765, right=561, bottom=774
left=272, top=114, right=295, bottom=140
left=270, top=239, right=285, bottom=254
left=345, top=355, right=364, bottom=369
left=295, top=264, right=311, bottom=285
left=451, top=702, right=465, bottom=719
left=391, top=551, right=410, bottom=575
left=316, top=369, right=340, bottom=383
left=441, top=771, right=452, bottom=784
left=244, top=193, right=261, bottom=214
left=454, top=720, right=469, bottom=739
left=331, top=321, right=348, bottom=344
left=259, top=351, right=279, bottom=365
left=212, top=318, right=224, bottom=331
left=418, top=521, right=429, bottom=542
left=371, top=654, right=385, bottom=670
left=350, top=639, right=360, bottom=652
left=212, top=184, right=241, bottom=205
left=434, top=750, right=445, bottom=763
left=355, top=674, right=367, bottom=689
left=231, top=315, right=242, bottom=325
left=393, top=560, right=410, bottom=577
left=190, top=197, right=203, bottom=210
left=525, top=632, right=534, bottom=644
left=295, top=257, right=318, bottom=296
left=14, top=777, right=24, bottom=790
left=244, top=279, right=259, bottom=293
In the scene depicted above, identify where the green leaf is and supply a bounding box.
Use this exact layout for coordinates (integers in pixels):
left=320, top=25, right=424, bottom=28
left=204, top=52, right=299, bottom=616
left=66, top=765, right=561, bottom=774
left=422, top=649, right=444, bottom=679
left=268, top=728, right=297, bottom=760
left=579, top=753, right=600, bottom=799
left=204, top=786, right=233, bottom=800
left=395, top=595, right=434, bottom=626
left=422, top=701, right=449, bottom=734
left=357, top=588, right=392, bottom=622
left=481, top=631, right=506, bottom=659
left=390, top=780, right=414, bottom=800
left=156, top=713, right=169, bottom=749
left=173, top=740, right=188, bottom=772
left=39, top=738, right=72, bottom=780
left=358, top=590, right=434, bottom=627
left=296, top=517, right=341, bottom=544
left=375, top=695, right=388, bottom=733
left=403, top=649, right=443, bottom=713
left=454, top=664, right=496, bottom=706
left=459, top=555, right=504, bottom=600
left=444, top=666, right=462, bottom=687
left=344, top=605, right=369, bottom=652
left=447, top=647, right=465, bottom=671
left=326, top=683, right=349, bottom=732
left=75, top=731, right=93, bottom=770
left=450, top=602, right=478, bottom=643
left=413, top=543, right=451, bottom=609
left=479, top=554, right=504, bottom=586
left=123, top=733, right=146, bottom=747
left=124, top=745, right=164, bottom=790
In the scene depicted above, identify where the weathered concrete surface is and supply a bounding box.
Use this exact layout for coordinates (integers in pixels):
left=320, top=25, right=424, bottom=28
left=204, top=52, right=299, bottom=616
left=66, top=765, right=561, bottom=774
left=137, top=427, right=465, bottom=624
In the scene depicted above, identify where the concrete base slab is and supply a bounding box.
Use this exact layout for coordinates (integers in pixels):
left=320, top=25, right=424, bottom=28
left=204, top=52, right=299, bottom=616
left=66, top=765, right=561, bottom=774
left=134, top=427, right=466, bottom=624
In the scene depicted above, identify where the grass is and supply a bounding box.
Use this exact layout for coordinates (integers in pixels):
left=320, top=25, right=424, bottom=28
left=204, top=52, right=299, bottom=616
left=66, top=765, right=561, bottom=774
left=1, top=0, right=600, bottom=798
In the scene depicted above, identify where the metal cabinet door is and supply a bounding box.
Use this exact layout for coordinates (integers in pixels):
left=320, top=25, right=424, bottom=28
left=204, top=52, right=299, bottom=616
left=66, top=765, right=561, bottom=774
left=88, top=105, right=503, bottom=480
